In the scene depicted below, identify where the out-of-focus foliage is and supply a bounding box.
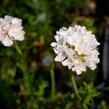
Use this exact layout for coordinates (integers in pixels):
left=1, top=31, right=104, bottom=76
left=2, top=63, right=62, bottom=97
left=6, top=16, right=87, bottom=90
left=0, top=0, right=109, bottom=109
left=79, top=83, right=100, bottom=109
left=97, top=101, right=108, bottom=109
left=72, top=17, right=97, bottom=33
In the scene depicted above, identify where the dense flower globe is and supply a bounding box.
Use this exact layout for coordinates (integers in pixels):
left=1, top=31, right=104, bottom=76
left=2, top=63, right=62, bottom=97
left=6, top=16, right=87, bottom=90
left=0, top=15, right=25, bottom=47
left=51, top=25, right=100, bottom=75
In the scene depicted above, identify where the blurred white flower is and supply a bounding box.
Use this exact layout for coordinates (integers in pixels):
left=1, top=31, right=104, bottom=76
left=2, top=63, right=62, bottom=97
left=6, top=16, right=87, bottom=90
left=37, top=13, right=46, bottom=23
left=0, top=15, right=25, bottom=47
left=42, top=55, right=53, bottom=66
left=51, top=25, right=100, bottom=75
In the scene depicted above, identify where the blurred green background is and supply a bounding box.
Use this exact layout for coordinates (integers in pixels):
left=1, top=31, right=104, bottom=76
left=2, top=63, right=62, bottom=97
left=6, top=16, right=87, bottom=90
left=0, top=0, right=109, bottom=109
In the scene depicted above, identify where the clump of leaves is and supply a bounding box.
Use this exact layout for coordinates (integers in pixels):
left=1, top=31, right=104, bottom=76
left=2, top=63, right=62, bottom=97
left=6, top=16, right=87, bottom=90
left=97, top=101, right=108, bottom=109
left=79, top=83, right=100, bottom=109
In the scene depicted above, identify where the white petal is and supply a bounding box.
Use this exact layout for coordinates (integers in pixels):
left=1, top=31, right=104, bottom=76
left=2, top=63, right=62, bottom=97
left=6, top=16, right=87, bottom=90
left=2, top=36, right=13, bottom=47
left=65, top=48, right=74, bottom=57
left=4, top=15, right=12, bottom=22
left=72, top=62, right=86, bottom=75
left=54, top=45, right=63, bottom=54
left=72, top=67, right=82, bottom=75
left=0, top=36, right=2, bottom=41
left=55, top=35, right=59, bottom=42
left=11, top=18, right=22, bottom=25
left=62, top=59, right=73, bottom=69
left=0, top=18, right=3, bottom=23
left=9, top=28, right=25, bottom=41
left=57, top=27, right=67, bottom=36
left=15, top=31, right=25, bottom=41
left=55, top=53, right=66, bottom=62
left=62, top=59, right=69, bottom=66
left=51, top=42, right=57, bottom=47
left=86, top=61, right=97, bottom=70
left=0, top=33, right=4, bottom=41
left=90, top=65, right=96, bottom=70
left=76, top=70, right=82, bottom=75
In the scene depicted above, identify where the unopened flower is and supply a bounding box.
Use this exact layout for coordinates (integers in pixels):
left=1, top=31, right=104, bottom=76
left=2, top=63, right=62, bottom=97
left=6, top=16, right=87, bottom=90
left=0, top=15, right=25, bottom=47
left=51, top=25, right=100, bottom=75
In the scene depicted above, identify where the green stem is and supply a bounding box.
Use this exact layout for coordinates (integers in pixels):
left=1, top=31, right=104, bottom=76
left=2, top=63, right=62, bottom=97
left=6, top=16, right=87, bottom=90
left=23, top=68, right=32, bottom=95
left=17, top=58, right=32, bottom=96
left=71, top=75, right=81, bottom=100
left=14, top=42, right=22, bottom=55
left=50, top=65, right=56, bottom=101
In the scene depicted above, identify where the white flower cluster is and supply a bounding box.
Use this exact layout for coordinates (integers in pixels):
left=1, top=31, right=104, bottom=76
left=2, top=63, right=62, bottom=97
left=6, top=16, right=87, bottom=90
left=51, top=25, right=100, bottom=75
left=0, top=15, right=25, bottom=47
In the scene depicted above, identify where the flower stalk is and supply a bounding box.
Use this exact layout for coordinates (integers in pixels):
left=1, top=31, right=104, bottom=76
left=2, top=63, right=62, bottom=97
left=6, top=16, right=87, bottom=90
left=14, top=42, right=22, bottom=55
left=71, top=74, right=81, bottom=101
left=50, top=64, right=56, bottom=101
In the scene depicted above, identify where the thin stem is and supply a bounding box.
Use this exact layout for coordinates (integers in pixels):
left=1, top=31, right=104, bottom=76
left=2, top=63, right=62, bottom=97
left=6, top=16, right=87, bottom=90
left=17, top=61, right=32, bottom=96
left=14, top=42, right=22, bottom=55
left=71, top=74, right=81, bottom=100
left=50, top=65, right=56, bottom=101
left=23, top=68, right=32, bottom=95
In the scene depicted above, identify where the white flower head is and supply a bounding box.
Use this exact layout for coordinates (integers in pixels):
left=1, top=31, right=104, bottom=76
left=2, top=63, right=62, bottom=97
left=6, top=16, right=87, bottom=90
left=0, top=15, right=25, bottom=47
left=51, top=25, right=100, bottom=75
